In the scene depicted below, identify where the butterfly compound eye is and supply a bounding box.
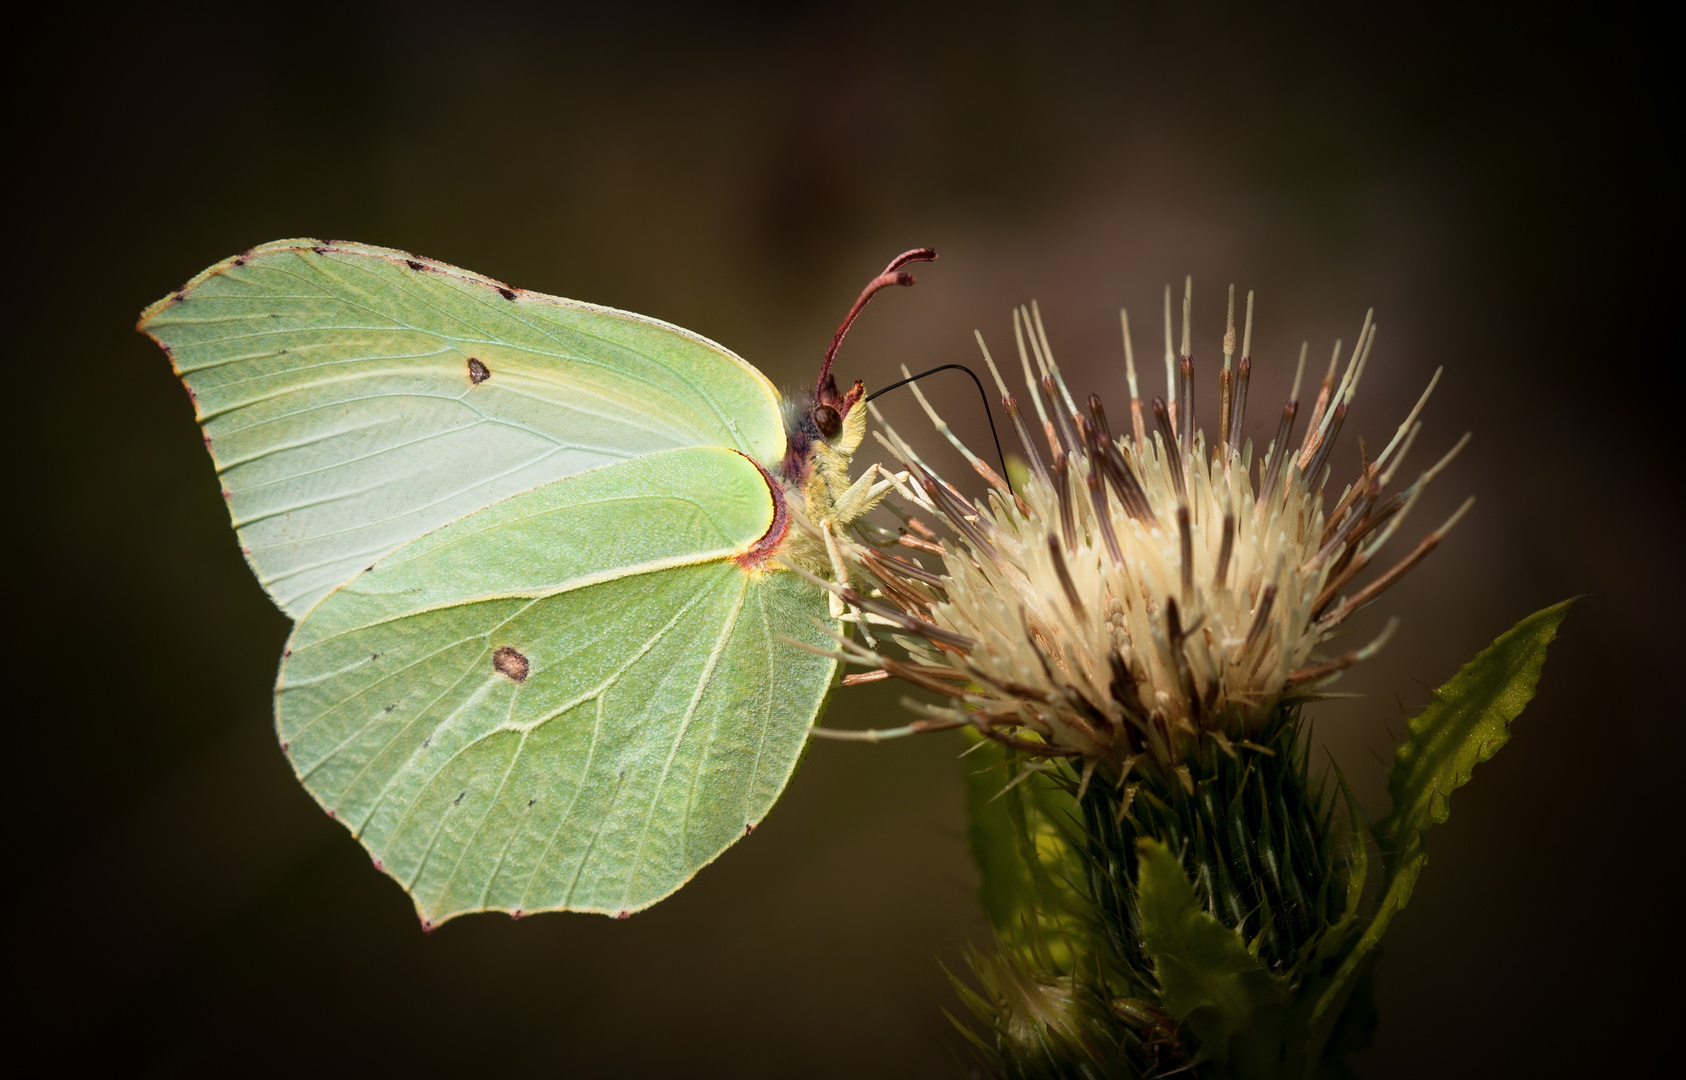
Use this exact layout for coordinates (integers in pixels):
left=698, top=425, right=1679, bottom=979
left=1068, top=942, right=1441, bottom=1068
left=811, top=403, right=843, bottom=439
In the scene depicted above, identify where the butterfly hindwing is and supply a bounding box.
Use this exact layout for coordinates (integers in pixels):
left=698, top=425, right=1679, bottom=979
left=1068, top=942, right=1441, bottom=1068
left=139, top=239, right=787, bottom=616
left=278, top=446, right=836, bottom=923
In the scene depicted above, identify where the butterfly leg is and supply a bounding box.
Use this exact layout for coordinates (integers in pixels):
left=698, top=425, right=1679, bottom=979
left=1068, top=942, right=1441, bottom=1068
left=807, top=716, right=968, bottom=742
left=830, top=463, right=897, bottom=527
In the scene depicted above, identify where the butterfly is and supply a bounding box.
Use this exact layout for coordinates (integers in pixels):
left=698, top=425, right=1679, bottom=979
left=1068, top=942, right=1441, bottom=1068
left=140, top=239, right=930, bottom=927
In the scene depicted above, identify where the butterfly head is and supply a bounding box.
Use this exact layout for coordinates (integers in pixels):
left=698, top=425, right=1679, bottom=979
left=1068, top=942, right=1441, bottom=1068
left=780, top=371, right=866, bottom=482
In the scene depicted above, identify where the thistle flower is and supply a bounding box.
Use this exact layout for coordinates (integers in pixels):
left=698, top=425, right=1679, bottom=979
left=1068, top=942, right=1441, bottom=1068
left=813, top=280, right=1470, bottom=779
left=794, top=274, right=1565, bottom=1079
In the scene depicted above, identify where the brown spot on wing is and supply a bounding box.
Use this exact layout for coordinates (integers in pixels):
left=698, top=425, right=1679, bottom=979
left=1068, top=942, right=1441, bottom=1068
left=467, top=357, right=491, bottom=384
left=493, top=646, right=529, bottom=682
left=406, top=259, right=426, bottom=272
left=496, top=286, right=518, bottom=301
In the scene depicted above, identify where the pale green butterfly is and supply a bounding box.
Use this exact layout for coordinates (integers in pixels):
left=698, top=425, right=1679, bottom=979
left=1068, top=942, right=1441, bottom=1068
left=140, top=239, right=933, bottom=927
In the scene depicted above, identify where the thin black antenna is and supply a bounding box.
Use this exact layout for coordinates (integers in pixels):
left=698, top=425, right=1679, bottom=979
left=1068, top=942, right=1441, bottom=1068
left=865, top=364, right=1015, bottom=500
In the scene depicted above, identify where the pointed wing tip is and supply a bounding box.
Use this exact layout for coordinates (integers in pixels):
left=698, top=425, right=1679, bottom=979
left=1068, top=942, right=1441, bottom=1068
left=138, top=237, right=324, bottom=327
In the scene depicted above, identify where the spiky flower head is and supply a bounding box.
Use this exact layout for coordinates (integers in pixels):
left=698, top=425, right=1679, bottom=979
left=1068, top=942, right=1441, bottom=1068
left=812, top=280, right=1469, bottom=777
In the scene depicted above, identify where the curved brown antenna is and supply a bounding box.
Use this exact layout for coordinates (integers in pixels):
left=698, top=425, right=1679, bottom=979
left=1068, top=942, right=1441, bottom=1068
left=817, top=248, right=937, bottom=396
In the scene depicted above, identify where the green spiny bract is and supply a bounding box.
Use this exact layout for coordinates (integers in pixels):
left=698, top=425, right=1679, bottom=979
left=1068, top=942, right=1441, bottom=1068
left=955, top=708, right=1359, bottom=1079
left=1079, top=709, right=1340, bottom=982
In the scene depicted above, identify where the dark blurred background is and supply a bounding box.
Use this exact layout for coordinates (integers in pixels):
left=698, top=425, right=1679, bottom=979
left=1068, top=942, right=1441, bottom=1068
left=10, top=2, right=1675, bottom=1076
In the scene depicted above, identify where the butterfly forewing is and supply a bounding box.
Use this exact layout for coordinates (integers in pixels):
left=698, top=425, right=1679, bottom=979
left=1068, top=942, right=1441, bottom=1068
left=276, top=447, right=835, bottom=923
left=140, top=240, right=787, bottom=616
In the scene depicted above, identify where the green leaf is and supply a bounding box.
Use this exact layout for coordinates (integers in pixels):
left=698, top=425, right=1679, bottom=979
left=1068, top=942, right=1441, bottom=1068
left=1136, top=838, right=1289, bottom=1074
left=1305, top=599, right=1574, bottom=1047
left=1376, top=598, right=1575, bottom=865
left=1310, top=956, right=1376, bottom=1080
left=961, top=735, right=1036, bottom=935
left=962, top=736, right=1085, bottom=944
left=278, top=446, right=837, bottom=925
